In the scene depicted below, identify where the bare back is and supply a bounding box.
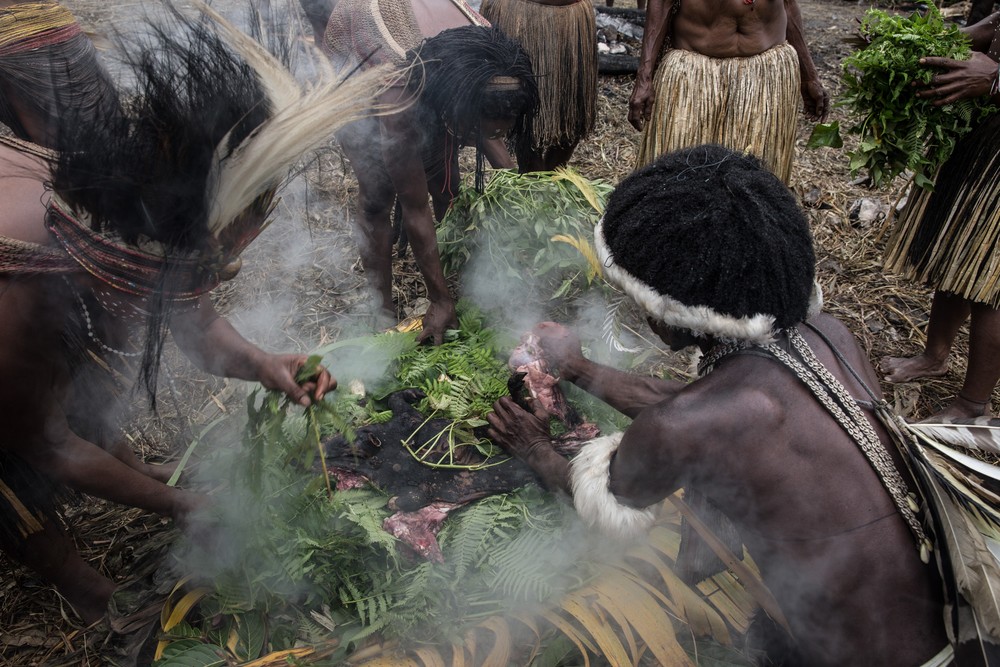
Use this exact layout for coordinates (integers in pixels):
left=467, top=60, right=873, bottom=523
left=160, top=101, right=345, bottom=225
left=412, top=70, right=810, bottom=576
left=610, top=314, right=946, bottom=665
left=672, top=0, right=788, bottom=57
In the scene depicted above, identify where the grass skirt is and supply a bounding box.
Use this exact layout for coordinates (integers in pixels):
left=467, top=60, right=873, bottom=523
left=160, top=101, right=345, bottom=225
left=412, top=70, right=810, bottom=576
left=883, top=114, right=1000, bottom=307
left=479, top=0, right=597, bottom=150
left=636, top=44, right=800, bottom=183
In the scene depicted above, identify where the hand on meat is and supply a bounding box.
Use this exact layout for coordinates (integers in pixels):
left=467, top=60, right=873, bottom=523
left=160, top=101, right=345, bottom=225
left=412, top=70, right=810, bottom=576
left=486, top=396, right=555, bottom=462
left=508, top=329, right=570, bottom=421
left=529, top=322, right=586, bottom=381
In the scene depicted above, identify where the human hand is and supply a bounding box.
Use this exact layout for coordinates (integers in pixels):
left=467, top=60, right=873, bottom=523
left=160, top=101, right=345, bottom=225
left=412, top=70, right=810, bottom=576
left=256, top=353, right=336, bottom=406
left=801, top=79, right=830, bottom=120
left=417, top=299, right=459, bottom=346
left=532, top=321, right=585, bottom=381
left=486, top=396, right=554, bottom=462
left=917, top=52, right=999, bottom=105
left=628, top=77, right=655, bottom=131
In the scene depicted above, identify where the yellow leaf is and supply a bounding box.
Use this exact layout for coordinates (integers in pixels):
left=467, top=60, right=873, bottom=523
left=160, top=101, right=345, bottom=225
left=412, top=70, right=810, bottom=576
left=411, top=646, right=448, bottom=667
left=552, top=167, right=604, bottom=214
left=598, top=574, right=695, bottom=666
left=560, top=593, right=632, bottom=666
left=163, top=587, right=211, bottom=632
left=540, top=609, right=595, bottom=665
left=160, top=574, right=195, bottom=629
left=241, top=647, right=315, bottom=666
left=479, top=616, right=512, bottom=667
left=550, top=234, right=603, bottom=280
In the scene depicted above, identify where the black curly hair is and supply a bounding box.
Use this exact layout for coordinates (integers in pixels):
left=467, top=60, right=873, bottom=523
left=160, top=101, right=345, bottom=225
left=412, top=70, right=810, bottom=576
left=406, top=25, right=538, bottom=189
left=601, top=144, right=816, bottom=332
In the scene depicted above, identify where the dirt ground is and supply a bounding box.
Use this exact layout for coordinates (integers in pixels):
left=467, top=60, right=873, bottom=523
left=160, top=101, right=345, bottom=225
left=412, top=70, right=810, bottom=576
left=0, top=0, right=982, bottom=664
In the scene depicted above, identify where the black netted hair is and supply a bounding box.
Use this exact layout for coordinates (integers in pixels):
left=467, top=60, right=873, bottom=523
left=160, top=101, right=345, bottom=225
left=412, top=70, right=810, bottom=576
left=602, top=144, right=816, bottom=330
left=49, top=6, right=273, bottom=254
left=406, top=25, right=538, bottom=189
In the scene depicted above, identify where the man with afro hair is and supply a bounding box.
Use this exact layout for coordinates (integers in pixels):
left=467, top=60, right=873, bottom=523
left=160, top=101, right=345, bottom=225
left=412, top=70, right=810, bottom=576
left=487, top=145, right=948, bottom=665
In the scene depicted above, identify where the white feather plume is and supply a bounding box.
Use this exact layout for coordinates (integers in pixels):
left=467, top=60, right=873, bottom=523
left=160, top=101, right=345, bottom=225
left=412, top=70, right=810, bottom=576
left=187, top=0, right=302, bottom=110
left=206, top=65, right=394, bottom=236
left=909, top=418, right=1000, bottom=456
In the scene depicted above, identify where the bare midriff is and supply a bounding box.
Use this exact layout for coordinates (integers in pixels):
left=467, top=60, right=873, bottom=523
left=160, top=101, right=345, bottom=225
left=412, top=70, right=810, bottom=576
left=411, top=0, right=473, bottom=38
left=671, top=0, right=788, bottom=58
left=518, top=0, right=583, bottom=7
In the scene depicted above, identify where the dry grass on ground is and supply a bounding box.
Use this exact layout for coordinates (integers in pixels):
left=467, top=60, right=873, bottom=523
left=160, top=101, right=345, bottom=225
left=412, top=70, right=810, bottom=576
left=0, top=0, right=985, bottom=664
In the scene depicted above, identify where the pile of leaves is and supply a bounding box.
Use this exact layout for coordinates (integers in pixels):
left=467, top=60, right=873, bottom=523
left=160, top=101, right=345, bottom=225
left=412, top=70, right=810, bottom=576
left=810, top=4, right=996, bottom=189
left=437, top=168, right=611, bottom=315
left=152, top=306, right=675, bottom=666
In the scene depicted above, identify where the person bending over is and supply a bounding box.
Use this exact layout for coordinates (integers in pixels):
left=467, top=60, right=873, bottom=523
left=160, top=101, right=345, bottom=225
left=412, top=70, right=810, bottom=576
left=488, top=145, right=946, bottom=665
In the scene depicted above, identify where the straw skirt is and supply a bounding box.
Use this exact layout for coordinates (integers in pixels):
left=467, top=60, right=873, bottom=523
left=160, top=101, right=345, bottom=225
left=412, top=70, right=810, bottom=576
left=480, top=0, right=597, bottom=150
left=884, top=114, right=1000, bottom=307
left=636, top=44, right=800, bottom=183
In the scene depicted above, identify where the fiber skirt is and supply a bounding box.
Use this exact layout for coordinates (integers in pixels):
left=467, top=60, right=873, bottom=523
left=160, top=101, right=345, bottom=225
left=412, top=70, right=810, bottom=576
left=884, top=113, right=1000, bottom=307
left=636, top=43, right=800, bottom=183
left=479, top=0, right=597, bottom=150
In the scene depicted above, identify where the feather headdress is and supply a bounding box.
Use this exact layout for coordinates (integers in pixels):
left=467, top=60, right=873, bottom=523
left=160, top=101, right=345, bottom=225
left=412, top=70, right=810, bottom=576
left=43, top=0, right=395, bottom=402
left=50, top=0, right=394, bottom=272
left=903, top=417, right=1000, bottom=665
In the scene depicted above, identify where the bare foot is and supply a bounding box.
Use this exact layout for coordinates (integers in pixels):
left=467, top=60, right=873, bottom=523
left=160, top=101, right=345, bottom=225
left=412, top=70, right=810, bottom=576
left=66, top=577, right=116, bottom=625
left=921, top=395, right=993, bottom=422
left=880, top=354, right=949, bottom=383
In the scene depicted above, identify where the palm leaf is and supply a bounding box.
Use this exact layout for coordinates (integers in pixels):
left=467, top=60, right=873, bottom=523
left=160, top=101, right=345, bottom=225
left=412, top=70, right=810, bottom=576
left=908, top=418, right=1000, bottom=456
left=898, top=418, right=1000, bottom=663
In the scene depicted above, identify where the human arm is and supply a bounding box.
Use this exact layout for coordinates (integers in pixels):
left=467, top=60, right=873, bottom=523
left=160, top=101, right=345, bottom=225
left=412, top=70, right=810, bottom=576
left=487, top=396, right=572, bottom=493
left=482, top=137, right=516, bottom=170
left=487, top=396, right=688, bottom=508
left=963, top=11, right=1000, bottom=52
left=784, top=0, right=829, bottom=120
left=628, top=0, right=673, bottom=130
left=379, top=100, right=458, bottom=345
left=917, top=50, right=1000, bottom=105
left=531, top=322, right=682, bottom=418
left=170, top=296, right=335, bottom=406
left=0, top=287, right=201, bottom=521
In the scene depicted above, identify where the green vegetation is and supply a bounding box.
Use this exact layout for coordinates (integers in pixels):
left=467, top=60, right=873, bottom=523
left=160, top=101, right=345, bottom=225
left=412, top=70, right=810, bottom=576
left=809, top=5, right=995, bottom=189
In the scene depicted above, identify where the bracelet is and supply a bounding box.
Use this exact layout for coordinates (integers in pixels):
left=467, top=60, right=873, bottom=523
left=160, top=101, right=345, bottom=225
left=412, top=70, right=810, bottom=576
left=570, top=432, right=656, bottom=539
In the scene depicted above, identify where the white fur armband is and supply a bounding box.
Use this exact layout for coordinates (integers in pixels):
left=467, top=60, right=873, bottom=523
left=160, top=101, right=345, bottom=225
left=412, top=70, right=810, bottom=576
left=570, top=433, right=656, bottom=540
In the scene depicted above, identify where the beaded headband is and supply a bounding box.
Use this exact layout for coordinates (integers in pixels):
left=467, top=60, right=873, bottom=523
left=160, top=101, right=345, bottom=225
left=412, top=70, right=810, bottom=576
left=45, top=196, right=217, bottom=300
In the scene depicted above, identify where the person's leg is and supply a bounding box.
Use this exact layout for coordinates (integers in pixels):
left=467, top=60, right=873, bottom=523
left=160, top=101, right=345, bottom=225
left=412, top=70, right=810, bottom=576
left=540, top=142, right=578, bottom=172
left=881, top=290, right=970, bottom=382
left=931, top=300, right=1000, bottom=418
left=6, top=520, right=115, bottom=624
left=355, top=177, right=396, bottom=316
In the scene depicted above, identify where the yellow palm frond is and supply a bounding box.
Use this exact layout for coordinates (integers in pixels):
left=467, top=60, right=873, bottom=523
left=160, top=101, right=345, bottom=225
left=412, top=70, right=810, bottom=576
left=551, top=234, right=603, bottom=281
left=552, top=167, right=605, bottom=214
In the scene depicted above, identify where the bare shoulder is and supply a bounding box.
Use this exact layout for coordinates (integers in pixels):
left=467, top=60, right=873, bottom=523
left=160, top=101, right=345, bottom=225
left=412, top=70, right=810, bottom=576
left=610, top=376, right=785, bottom=505
left=0, top=143, right=51, bottom=245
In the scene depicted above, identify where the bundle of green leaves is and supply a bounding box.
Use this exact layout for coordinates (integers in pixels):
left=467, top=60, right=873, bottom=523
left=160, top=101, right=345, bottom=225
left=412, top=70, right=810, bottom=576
left=813, top=5, right=995, bottom=189
left=436, top=168, right=612, bottom=312
left=155, top=304, right=629, bottom=665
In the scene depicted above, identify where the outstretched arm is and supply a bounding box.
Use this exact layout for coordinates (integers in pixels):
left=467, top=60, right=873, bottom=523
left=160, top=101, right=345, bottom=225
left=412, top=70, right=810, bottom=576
left=532, top=322, right=682, bottom=418
left=170, top=296, right=334, bottom=406
left=628, top=0, right=672, bottom=131
left=785, top=0, right=829, bottom=120
left=963, top=11, right=1000, bottom=51
left=380, top=104, right=458, bottom=345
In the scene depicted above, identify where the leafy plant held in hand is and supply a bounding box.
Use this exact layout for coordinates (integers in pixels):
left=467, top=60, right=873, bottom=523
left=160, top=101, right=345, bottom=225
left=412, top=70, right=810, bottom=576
left=809, top=4, right=996, bottom=189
